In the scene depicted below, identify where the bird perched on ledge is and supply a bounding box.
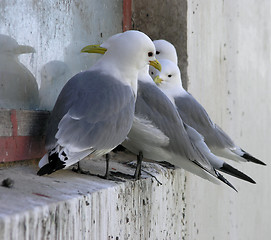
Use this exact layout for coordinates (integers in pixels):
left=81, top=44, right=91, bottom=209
left=84, top=46, right=255, bottom=191
left=151, top=40, right=265, bottom=166
left=37, top=30, right=161, bottom=177
left=122, top=65, right=255, bottom=191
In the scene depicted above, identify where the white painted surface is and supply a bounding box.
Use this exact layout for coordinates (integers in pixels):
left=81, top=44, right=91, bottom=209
left=0, top=152, right=187, bottom=240
left=0, top=0, right=122, bottom=109
left=186, top=1, right=271, bottom=239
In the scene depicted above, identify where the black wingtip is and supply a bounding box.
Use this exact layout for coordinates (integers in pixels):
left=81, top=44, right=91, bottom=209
left=216, top=171, right=238, bottom=192
left=220, top=163, right=256, bottom=184
left=192, top=160, right=238, bottom=191
left=242, top=152, right=266, bottom=166
left=37, top=163, right=56, bottom=176
left=37, top=152, right=66, bottom=176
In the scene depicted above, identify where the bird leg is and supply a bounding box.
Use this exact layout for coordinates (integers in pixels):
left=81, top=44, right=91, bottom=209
left=134, top=151, right=143, bottom=180
left=72, top=155, right=124, bottom=182
left=97, top=154, right=125, bottom=182
left=109, top=151, right=144, bottom=180
left=72, top=161, right=91, bottom=175
left=104, top=153, right=110, bottom=179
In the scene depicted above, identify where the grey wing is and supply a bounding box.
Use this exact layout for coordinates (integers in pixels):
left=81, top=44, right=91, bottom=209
left=174, top=93, right=235, bottom=149
left=136, top=81, right=216, bottom=173
left=136, top=82, right=199, bottom=159
left=46, top=71, right=135, bottom=153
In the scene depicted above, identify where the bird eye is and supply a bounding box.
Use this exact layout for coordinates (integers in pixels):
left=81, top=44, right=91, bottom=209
left=151, top=71, right=154, bottom=75
left=168, top=74, right=172, bottom=78
left=156, top=51, right=160, bottom=55
left=148, top=52, right=153, bottom=57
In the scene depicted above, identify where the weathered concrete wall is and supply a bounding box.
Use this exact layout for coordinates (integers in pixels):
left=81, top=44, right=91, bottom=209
left=186, top=1, right=271, bottom=239
left=0, top=153, right=187, bottom=240
left=0, top=0, right=122, bottom=100
left=132, top=0, right=189, bottom=89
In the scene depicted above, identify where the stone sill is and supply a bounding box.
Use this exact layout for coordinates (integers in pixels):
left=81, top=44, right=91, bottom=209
left=0, top=152, right=187, bottom=240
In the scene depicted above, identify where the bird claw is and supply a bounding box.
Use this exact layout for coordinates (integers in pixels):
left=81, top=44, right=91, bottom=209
left=158, top=161, right=175, bottom=169
left=72, top=166, right=92, bottom=175
left=110, top=171, right=135, bottom=180
left=99, top=172, right=126, bottom=182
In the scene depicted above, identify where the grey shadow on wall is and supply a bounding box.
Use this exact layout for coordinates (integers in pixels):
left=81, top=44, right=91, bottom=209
left=39, top=60, right=72, bottom=111
left=0, top=34, right=39, bottom=110
left=63, top=40, right=98, bottom=77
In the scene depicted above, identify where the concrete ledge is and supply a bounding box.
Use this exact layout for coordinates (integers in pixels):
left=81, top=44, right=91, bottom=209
left=0, top=152, right=187, bottom=240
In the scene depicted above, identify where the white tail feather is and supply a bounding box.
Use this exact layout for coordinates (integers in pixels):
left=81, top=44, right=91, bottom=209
left=39, top=153, right=49, bottom=168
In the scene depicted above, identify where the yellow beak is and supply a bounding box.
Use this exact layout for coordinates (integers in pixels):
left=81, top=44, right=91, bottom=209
left=153, top=76, right=163, bottom=85
left=81, top=44, right=162, bottom=72
left=149, top=59, right=162, bottom=72
left=81, top=44, right=107, bottom=54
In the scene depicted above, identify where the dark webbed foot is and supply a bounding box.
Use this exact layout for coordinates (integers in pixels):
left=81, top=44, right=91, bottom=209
left=158, top=161, right=175, bottom=169
left=108, top=151, right=143, bottom=181
left=72, top=157, right=124, bottom=182
left=110, top=171, right=135, bottom=180
left=110, top=152, right=163, bottom=185
left=98, top=173, right=126, bottom=182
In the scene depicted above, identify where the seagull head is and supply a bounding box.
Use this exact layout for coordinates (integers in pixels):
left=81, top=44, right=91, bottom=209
left=81, top=30, right=161, bottom=72
left=152, top=59, right=182, bottom=92
left=153, top=39, right=178, bottom=64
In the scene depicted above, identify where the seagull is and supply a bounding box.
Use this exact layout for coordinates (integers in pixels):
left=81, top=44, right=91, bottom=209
left=152, top=57, right=265, bottom=166
left=37, top=30, right=161, bottom=176
left=122, top=65, right=255, bottom=190
left=84, top=43, right=256, bottom=190
left=0, top=34, right=39, bottom=109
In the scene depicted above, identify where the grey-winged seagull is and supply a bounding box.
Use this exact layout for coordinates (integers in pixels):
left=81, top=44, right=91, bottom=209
left=122, top=65, right=255, bottom=190
left=151, top=40, right=265, bottom=166
left=85, top=43, right=256, bottom=190
left=37, top=30, right=161, bottom=176
left=152, top=57, right=265, bottom=166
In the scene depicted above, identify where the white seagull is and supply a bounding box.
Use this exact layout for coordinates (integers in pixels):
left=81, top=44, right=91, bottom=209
left=37, top=30, right=161, bottom=176
left=122, top=65, right=255, bottom=190
left=151, top=56, right=265, bottom=166
left=84, top=39, right=256, bottom=191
